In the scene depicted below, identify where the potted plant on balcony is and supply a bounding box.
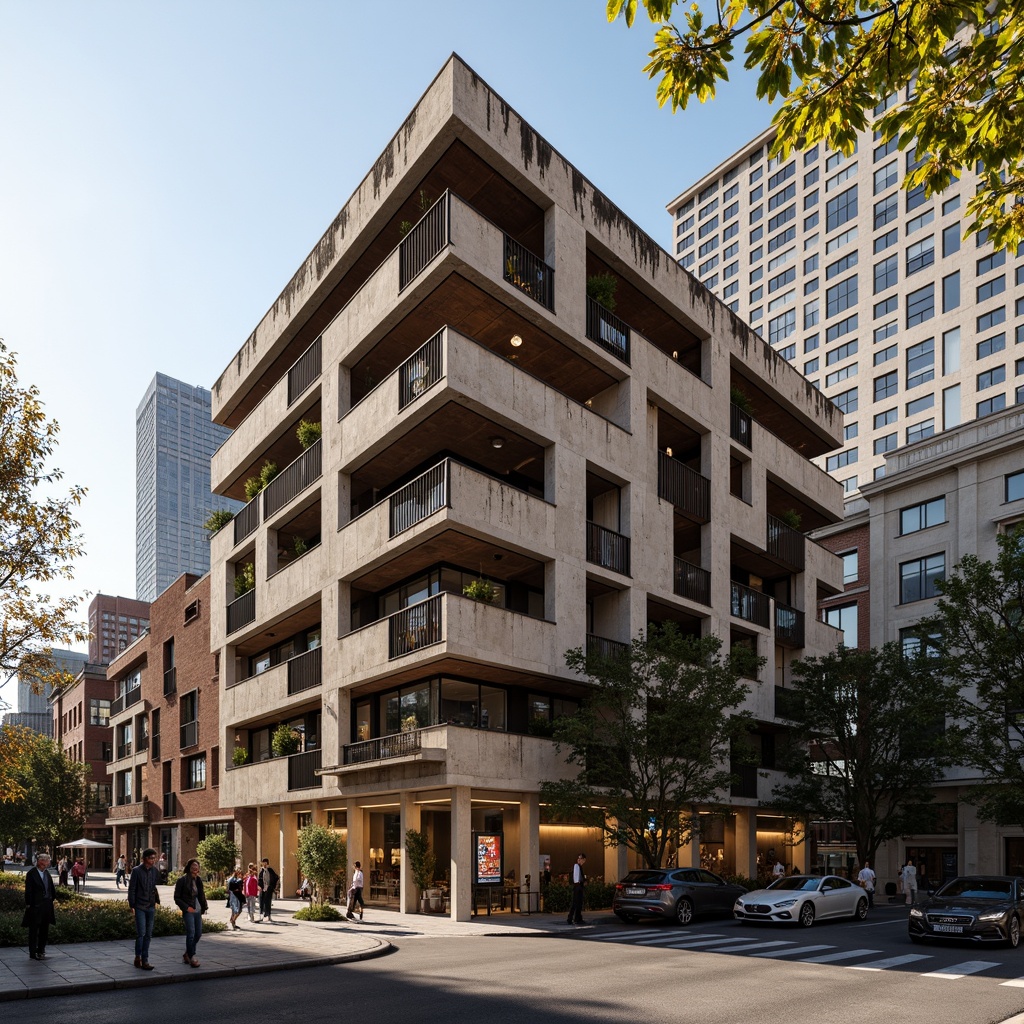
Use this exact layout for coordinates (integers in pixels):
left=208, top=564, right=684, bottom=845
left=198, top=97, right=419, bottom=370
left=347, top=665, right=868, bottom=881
left=296, top=420, right=322, bottom=450
left=244, top=460, right=279, bottom=501
left=404, top=828, right=436, bottom=913
left=203, top=508, right=235, bottom=537
left=271, top=723, right=301, bottom=758
left=234, top=562, right=255, bottom=598
left=232, top=746, right=249, bottom=767
left=462, top=578, right=497, bottom=604
left=586, top=272, right=618, bottom=312
left=779, top=509, right=802, bottom=530
left=730, top=385, right=753, bottom=414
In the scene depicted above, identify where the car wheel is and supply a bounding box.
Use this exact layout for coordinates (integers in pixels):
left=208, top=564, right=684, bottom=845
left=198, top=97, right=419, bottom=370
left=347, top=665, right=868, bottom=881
left=1009, top=915, right=1021, bottom=949
left=798, top=902, right=815, bottom=928
left=675, top=898, right=694, bottom=926
left=854, top=897, right=868, bottom=921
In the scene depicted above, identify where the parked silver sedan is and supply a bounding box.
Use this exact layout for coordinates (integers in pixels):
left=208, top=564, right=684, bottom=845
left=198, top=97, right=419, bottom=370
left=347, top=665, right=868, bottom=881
left=734, top=874, right=869, bottom=927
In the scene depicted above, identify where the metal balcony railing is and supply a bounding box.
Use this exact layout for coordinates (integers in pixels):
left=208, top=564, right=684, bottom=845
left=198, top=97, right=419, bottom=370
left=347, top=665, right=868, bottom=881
left=179, top=720, right=199, bottom=750
left=116, top=742, right=133, bottom=760
left=287, top=645, right=322, bottom=695
left=234, top=493, right=260, bottom=545
left=162, top=792, right=177, bottom=817
left=398, top=329, right=444, bottom=410
left=503, top=236, right=554, bottom=310
left=389, top=460, right=450, bottom=537
left=730, top=582, right=771, bottom=628
left=388, top=595, right=444, bottom=660
left=586, top=522, right=631, bottom=576
left=111, top=694, right=125, bottom=718
left=766, top=514, right=805, bottom=572
left=288, top=336, right=322, bottom=406
left=585, top=634, right=629, bottom=661
left=774, top=603, right=806, bottom=648
left=657, top=452, right=711, bottom=522
left=673, top=558, right=711, bottom=605
left=344, top=730, right=423, bottom=765
left=399, top=193, right=451, bottom=290
left=163, top=667, right=177, bottom=696
left=125, top=688, right=141, bottom=709
left=287, top=748, right=323, bottom=790
left=263, top=439, right=322, bottom=518
left=227, top=589, right=256, bottom=634
left=730, top=404, right=753, bottom=450
left=585, top=296, right=630, bottom=364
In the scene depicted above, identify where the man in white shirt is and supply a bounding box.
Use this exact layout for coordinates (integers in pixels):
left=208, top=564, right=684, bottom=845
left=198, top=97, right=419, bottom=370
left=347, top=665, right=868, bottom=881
left=566, top=853, right=587, bottom=926
left=857, top=860, right=876, bottom=908
left=772, top=860, right=785, bottom=879
left=347, top=861, right=365, bottom=921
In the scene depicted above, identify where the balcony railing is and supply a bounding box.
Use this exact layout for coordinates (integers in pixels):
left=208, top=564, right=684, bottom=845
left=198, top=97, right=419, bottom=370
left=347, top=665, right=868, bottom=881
left=398, top=329, right=444, bottom=410
left=774, top=685, right=800, bottom=721
left=585, top=296, right=630, bottom=364
left=287, top=645, right=322, bottom=695
left=766, top=515, right=805, bottom=572
left=344, top=729, right=423, bottom=765
left=673, top=557, right=711, bottom=605
left=657, top=452, right=711, bottom=522
left=287, top=747, right=323, bottom=790
left=179, top=720, right=199, bottom=750
left=111, top=687, right=141, bottom=719
left=730, top=582, right=771, bottom=628
left=586, top=522, right=631, bottom=576
left=730, top=404, right=752, bottom=450
left=163, top=667, right=177, bottom=696
left=162, top=792, right=177, bottom=818
left=503, top=235, right=554, bottom=311
left=389, top=460, right=450, bottom=537
left=263, top=438, right=322, bottom=519
left=125, top=687, right=141, bottom=709
left=227, top=588, right=256, bottom=635
left=730, top=762, right=759, bottom=799
left=774, top=603, right=806, bottom=648
left=388, top=594, right=444, bottom=660
left=111, top=694, right=125, bottom=718
left=234, top=494, right=260, bottom=545
left=288, top=336, right=322, bottom=406
left=586, top=634, right=629, bottom=661
left=116, top=742, right=132, bottom=760
left=399, top=192, right=450, bottom=290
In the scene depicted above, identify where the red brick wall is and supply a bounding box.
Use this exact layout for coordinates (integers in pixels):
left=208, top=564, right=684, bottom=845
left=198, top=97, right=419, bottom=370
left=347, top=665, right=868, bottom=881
left=817, top=523, right=872, bottom=649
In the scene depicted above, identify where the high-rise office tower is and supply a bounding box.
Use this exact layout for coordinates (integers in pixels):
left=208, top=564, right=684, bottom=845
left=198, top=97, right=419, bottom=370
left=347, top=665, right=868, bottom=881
left=668, top=106, right=1022, bottom=492
left=136, top=373, right=242, bottom=602
left=2, top=648, right=87, bottom=736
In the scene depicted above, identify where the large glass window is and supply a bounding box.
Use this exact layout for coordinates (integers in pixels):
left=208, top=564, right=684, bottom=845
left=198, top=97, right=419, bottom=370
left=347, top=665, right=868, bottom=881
left=89, top=698, right=111, bottom=727
left=440, top=679, right=506, bottom=731
left=899, top=554, right=945, bottom=603
left=826, top=275, right=858, bottom=317
left=906, top=284, right=935, bottom=327
left=900, top=497, right=945, bottom=535
left=823, top=603, right=858, bottom=647
left=906, top=338, right=935, bottom=389
left=1007, top=470, right=1024, bottom=503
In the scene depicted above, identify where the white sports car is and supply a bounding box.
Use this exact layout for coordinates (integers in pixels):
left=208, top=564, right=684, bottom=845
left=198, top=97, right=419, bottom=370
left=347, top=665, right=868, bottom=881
left=734, top=874, right=869, bottom=927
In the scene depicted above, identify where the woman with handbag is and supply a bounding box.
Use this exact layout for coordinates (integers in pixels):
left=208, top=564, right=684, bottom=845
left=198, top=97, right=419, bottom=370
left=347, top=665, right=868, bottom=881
left=226, top=866, right=245, bottom=930
left=173, top=859, right=208, bottom=967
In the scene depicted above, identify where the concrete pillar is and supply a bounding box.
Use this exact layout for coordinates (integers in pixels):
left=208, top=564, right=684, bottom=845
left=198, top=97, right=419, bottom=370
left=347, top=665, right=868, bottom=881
left=346, top=798, right=365, bottom=876
left=604, top=835, right=629, bottom=882
left=734, top=808, right=758, bottom=879
left=791, top=822, right=811, bottom=873
left=678, top=827, right=701, bottom=869
left=519, top=793, right=540, bottom=903
left=278, top=803, right=288, bottom=890
left=400, top=791, right=422, bottom=915
left=450, top=786, right=472, bottom=922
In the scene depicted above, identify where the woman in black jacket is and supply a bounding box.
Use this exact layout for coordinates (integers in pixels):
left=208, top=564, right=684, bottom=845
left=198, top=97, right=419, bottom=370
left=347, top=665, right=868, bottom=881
left=173, top=859, right=208, bottom=967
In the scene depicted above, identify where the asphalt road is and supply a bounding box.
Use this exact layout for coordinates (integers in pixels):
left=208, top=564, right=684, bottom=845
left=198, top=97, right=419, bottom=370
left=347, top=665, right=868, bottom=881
left=12, top=910, right=1024, bottom=1024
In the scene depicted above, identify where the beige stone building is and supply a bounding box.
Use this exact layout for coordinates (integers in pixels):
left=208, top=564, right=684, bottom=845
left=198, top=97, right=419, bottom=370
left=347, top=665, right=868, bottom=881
left=209, top=56, right=846, bottom=919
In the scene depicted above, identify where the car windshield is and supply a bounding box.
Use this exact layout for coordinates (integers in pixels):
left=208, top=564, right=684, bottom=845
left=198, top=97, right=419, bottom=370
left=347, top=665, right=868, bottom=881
left=937, top=878, right=1013, bottom=900
left=767, top=877, right=821, bottom=892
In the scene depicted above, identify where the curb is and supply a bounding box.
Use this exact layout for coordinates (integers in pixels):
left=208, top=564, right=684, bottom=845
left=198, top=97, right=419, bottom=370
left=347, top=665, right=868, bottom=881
left=0, top=938, right=395, bottom=1002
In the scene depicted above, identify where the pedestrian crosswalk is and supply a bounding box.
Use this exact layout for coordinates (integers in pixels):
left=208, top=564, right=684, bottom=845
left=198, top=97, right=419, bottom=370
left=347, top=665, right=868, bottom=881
left=573, top=926, right=1024, bottom=985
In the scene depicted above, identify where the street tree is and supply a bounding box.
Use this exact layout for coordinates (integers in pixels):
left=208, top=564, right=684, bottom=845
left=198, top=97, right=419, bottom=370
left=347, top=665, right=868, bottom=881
left=541, top=624, right=760, bottom=869
left=607, top=0, right=1024, bottom=250
left=920, top=525, right=1024, bottom=830
left=0, top=724, right=36, bottom=835
left=296, top=824, right=347, bottom=906
left=0, top=340, right=88, bottom=705
left=770, top=643, right=963, bottom=866
left=196, top=832, right=239, bottom=882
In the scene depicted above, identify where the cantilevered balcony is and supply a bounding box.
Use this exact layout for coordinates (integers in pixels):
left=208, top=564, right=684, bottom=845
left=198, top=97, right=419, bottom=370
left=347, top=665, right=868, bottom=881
left=399, top=194, right=450, bottom=290
left=288, top=748, right=322, bottom=790
left=227, top=589, right=256, bottom=635
left=586, top=522, right=630, bottom=576
left=766, top=514, right=805, bottom=573
left=288, top=336, right=322, bottom=406
left=585, top=296, right=630, bottom=365
left=585, top=634, right=629, bottom=660
left=730, top=404, right=752, bottom=450
left=503, top=235, right=554, bottom=310
left=774, top=602, right=806, bottom=648
left=673, top=558, right=711, bottom=606
left=657, top=452, right=710, bottom=522
left=263, top=439, right=322, bottom=519
left=730, top=581, right=770, bottom=629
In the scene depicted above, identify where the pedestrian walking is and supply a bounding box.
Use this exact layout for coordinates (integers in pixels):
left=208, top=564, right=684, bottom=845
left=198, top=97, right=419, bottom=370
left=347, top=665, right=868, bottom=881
left=173, top=858, right=208, bottom=967
left=22, top=852, right=56, bottom=961
left=115, top=854, right=127, bottom=889
left=227, top=867, right=244, bottom=930
left=857, top=860, right=876, bottom=908
left=566, top=853, right=587, bottom=926
left=57, top=856, right=69, bottom=888
left=71, top=857, right=85, bottom=893
left=346, top=861, right=365, bottom=921
left=258, top=858, right=279, bottom=923
left=127, top=848, right=161, bottom=970
left=772, top=859, right=786, bottom=880
left=903, top=858, right=919, bottom=906
left=243, top=864, right=259, bottom=922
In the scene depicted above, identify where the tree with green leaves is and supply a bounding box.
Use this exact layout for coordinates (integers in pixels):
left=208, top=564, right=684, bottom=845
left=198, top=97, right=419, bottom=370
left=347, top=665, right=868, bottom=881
left=607, top=0, right=1024, bottom=250
left=541, top=624, right=760, bottom=868
left=0, top=341, right=88, bottom=708
left=920, top=525, right=1024, bottom=830
left=196, top=832, right=238, bottom=881
left=770, top=643, right=962, bottom=866
left=0, top=724, right=36, bottom=839
left=296, top=824, right=347, bottom=906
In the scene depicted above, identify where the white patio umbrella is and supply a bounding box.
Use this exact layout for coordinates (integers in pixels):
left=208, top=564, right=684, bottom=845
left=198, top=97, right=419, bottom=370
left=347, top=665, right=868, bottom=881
left=57, top=838, right=113, bottom=892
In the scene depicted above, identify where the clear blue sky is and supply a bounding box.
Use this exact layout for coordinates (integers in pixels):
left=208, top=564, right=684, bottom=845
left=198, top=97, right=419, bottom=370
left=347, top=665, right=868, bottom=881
left=0, top=1, right=772, bottom=637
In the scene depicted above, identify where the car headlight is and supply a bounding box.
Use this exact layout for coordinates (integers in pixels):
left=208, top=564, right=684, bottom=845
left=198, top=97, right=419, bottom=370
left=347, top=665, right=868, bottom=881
left=774, top=899, right=797, bottom=909
left=978, top=910, right=1005, bottom=922
left=909, top=908, right=923, bottom=918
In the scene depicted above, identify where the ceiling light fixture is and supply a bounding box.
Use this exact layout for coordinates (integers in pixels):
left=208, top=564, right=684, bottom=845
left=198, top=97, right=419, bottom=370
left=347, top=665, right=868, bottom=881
left=490, top=436, right=506, bottom=449
left=510, top=334, right=523, bottom=348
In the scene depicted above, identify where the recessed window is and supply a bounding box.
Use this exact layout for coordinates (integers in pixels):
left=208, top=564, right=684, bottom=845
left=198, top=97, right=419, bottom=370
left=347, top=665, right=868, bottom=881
left=841, top=550, right=858, bottom=584
left=899, top=553, right=944, bottom=603
left=900, top=497, right=945, bottom=535
left=1007, top=470, right=1024, bottom=503
left=823, top=602, right=858, bottom=647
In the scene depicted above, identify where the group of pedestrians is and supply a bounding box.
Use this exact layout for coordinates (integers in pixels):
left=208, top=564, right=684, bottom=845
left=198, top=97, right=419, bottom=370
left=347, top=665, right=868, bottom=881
left=855, top=857, right=927, bottom=908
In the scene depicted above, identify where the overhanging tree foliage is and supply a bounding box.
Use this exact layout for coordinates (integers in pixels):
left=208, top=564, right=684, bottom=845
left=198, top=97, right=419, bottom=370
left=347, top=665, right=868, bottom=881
left=770, top=643, right=962, bottom=865
left=0, top=723, right=34, bottom=804
left=920, top=525, right=1024, bottom=830
left=0, top=341, right=88, bottom=707
left=296, top=824, right=347, bottom=905
left=608, top=0, right=1024, bottom=250
left=541, top=624, right=761, bottom=869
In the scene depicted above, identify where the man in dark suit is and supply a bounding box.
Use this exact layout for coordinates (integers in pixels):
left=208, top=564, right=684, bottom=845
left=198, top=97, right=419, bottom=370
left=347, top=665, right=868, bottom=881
left=23, top=852, right=56, bottom=960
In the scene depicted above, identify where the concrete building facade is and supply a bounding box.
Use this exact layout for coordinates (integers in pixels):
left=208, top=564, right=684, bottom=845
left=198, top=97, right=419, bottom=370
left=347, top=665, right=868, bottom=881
left=209, top=56, right=847, bottom=919
left=136, top=373, right=243, bottom=603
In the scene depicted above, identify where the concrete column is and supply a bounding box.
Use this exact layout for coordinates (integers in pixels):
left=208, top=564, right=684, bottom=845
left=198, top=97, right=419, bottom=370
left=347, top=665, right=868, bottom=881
left=311, top=800, right=326, bottom=826
left=678, top=826, right=701, bottom=869
left=791, top=822, right=811, bottom=874
left=734, top=808, right=758, bottom=879
left=519, top=793, right=540, bottom=903
left=604, top=832, right=629, bottom=882
left=278, top=803, right=288, bottom=890
left=400, top=791, right=422, bottom=915
left=346, top=798, right=366, bottom=882
left=450, top=786, right=472, bottom=922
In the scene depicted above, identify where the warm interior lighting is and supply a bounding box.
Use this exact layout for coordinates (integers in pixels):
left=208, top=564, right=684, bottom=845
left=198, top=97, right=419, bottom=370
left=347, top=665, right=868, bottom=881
left=490, top=436, right=505, bottom=449
left=665, top=446, right=673, bottom=457
left=510, top=334, right=523, bottom=348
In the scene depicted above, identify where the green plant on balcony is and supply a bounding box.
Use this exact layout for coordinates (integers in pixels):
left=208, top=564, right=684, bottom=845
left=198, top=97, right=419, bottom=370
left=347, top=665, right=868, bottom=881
left=232, top=746, right=249, bottom=767
left=244, top=460, right=280, bottom=501
left=730, top=385, right=753, bottom=414
left=294, top=536, right=308, bottom=557
left=398, top=190, right=433, bottom=238
left=586, top=272, right=618, bottom=312
left=203, top=508, right=235, bottom=537
left=296, top=420, right=322, bottom=450
left=271, top=723, right=301, bottom=757
left=462, top=578, right=497, bottom=604
left=233, top=562, right=255, bottom=598
left=779, top=509, right=803, bottom=530
left=401, top=714, right=419, bottom=733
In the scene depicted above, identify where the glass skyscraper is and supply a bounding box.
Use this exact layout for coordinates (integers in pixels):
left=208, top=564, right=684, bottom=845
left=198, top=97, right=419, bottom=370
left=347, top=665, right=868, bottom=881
left=136, top=373, right=241, bottom=602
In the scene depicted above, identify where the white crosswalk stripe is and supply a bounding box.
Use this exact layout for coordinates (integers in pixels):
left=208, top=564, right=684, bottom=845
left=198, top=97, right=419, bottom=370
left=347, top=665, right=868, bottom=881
left=750, top=944, right=834, bottom=958
left=849, top=953, right=933, bottom=971
left=590, top=928, right=681, bottom=942
left=635, top=935, right=753, bottom=949
left=800, top=948, right=883, bottom=963
left=697, top=940, right=796, bottom=953
left=999, top=977, right=1024, bottom=987
left=921, top=960, right=1002, bottom=979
